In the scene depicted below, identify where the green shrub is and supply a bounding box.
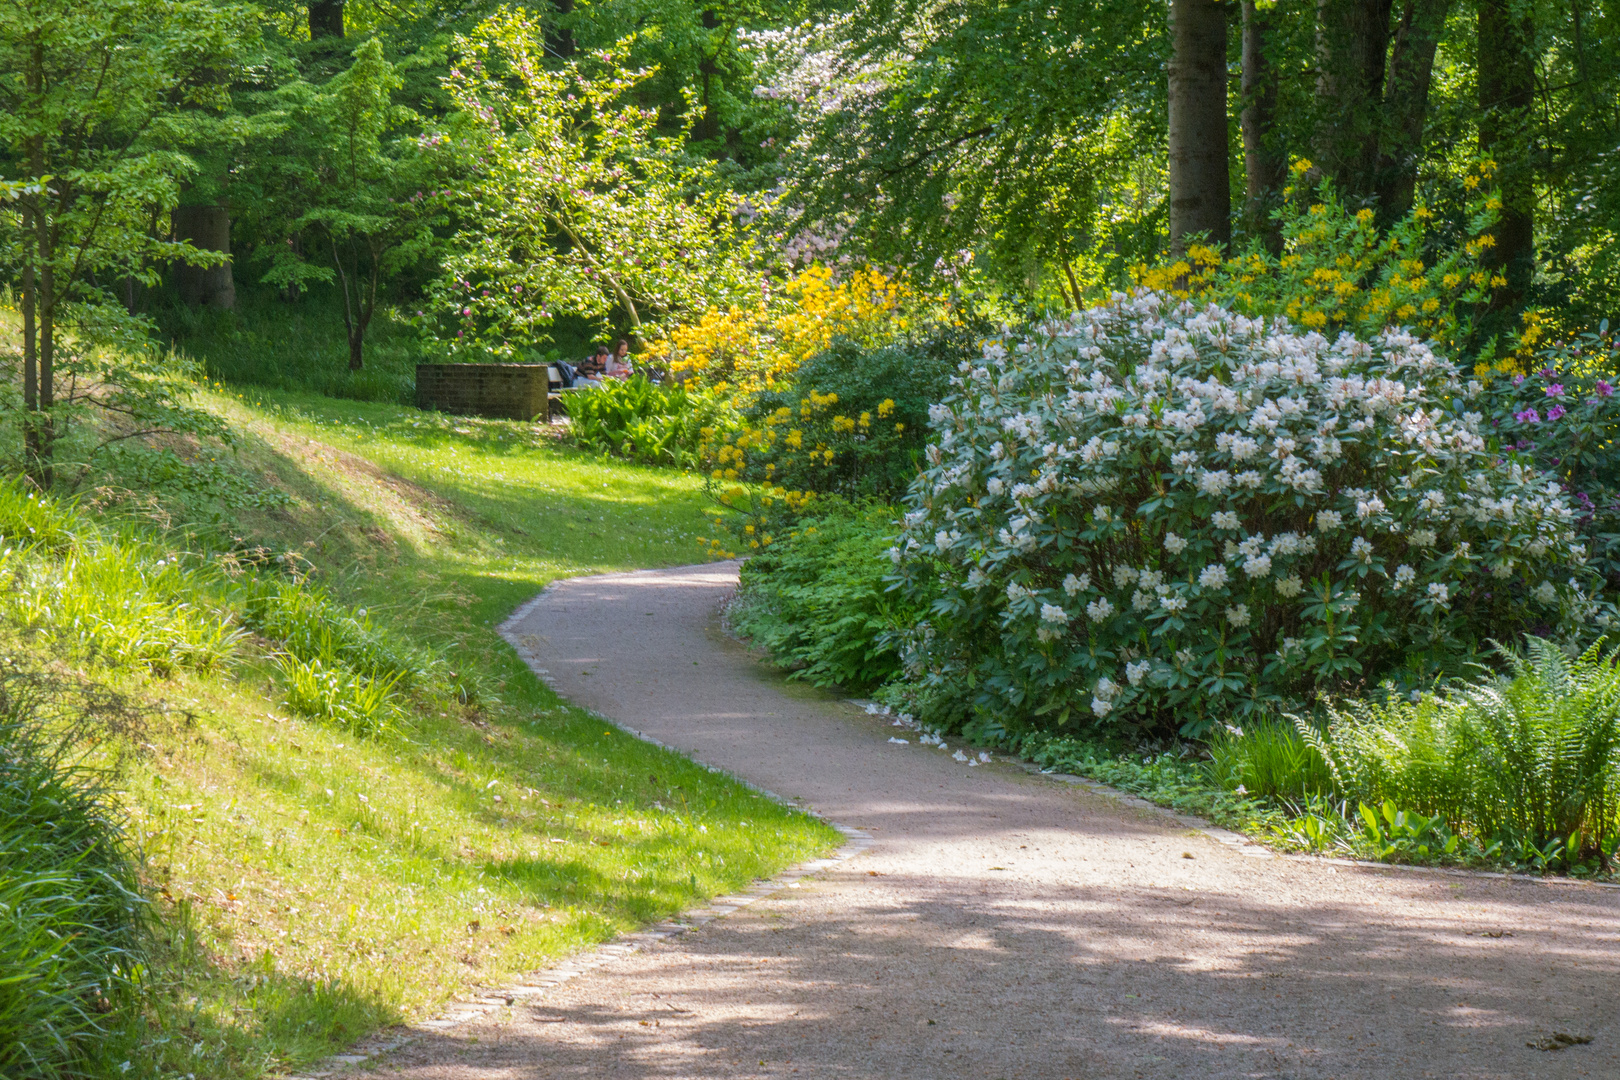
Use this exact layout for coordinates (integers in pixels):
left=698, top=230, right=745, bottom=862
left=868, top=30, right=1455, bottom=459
left=1479, top=332, right=1620, bottom=590
left=729, top=500, right=917, bottom=691
left=1306, top=637, right=1620, bottom=858
left=737, top=324, right=983, bottom=500
left=568, top=375, right=739, bottom=467
left=0, top=665, right=149, bottom=1080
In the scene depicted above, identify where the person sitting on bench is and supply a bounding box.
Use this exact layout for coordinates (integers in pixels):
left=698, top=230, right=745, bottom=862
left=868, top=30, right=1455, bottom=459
left=576, top=345, right=608, bottom=388
left=605, top=338, right=634, bottom=380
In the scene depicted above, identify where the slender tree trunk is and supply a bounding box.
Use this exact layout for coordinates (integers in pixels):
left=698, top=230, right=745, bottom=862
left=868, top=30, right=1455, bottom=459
left=1168, top=0, right=1232, bottom=256
left=1314, top=0, right=1393, bottom=202
left=1478, top=0, right=1536, bottom=310
left=329, top=234, right=365, bottom=370
left=1241, top=0, right=1285, bottom=252
left=173, top=201, right=236, bottom=309
left=309, top=1, right=344, bottom=39
left=23, top=36, right=53, bottom=487
left=21, top=203, right=37, bottom=427
left=1376, top=0, right=1450, bottom=221
left=1063, top=261, right=1084, bottom=311
left=33, top=191, right=56, bottom=489
left=547, top=0, right=576, bottom=57
left=281, top=233, right=304, bottom=302
left=696, top=9, right=722, bottom=144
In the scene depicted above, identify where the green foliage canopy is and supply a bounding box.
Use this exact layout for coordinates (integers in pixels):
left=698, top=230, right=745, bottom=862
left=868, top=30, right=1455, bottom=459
left=423, top=9, right=759, bottom=358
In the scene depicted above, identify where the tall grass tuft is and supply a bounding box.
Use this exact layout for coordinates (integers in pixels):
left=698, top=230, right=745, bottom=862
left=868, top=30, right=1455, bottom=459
left=279, top=655, right=403, bottom=736
left=1206, top=720, right=1335, bottom=802
left=5, top=543, right=244, bottom=675
left=242, top=578, right=422, bottom=684
left=0, top=662, right=150, bottom=1079
left=0, top=477, right=82, bottom=552
left=1306, top=638, right=1620, bottom=854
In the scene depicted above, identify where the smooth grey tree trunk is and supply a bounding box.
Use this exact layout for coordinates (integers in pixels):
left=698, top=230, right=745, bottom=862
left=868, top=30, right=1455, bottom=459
left=1168, top=0, right=1232, bottom=255
left=173, top=202, right=236, bottom=310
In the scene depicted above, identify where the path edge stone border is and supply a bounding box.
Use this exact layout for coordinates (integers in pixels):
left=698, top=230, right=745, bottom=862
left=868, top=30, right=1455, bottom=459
left=844, top=695, right=1620, bottom=891
left=953, top=731, right=1620, bottom=890
left=1034, top=760, right=1620, bottom=889
left=280, top=586, right=871, bottom=1080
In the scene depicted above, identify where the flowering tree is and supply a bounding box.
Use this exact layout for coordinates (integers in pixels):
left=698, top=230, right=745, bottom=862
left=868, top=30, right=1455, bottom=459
left=424, top=10, right=757, bottom=358
left=892, top=291, right=1607, bottom=739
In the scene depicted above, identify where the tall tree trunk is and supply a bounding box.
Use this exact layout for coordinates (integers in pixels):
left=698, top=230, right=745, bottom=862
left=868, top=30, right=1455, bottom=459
left=173, top=201, right=236, bottom=309
left=696, top=9, right=722, bottom=144
left=1241, top=1, right=1285, bottom=252
left=1168, top=0, right=1232, bottom=256
left=309, top=1, right=344, bottom=39
left=1314, top=0, right=1393, bottom=202
left=547, top=0, right=575, bottom=58
left=21, top=204, right=39, bottom=471
left=1478, top=0, right=1536, bottom=311
left=1376, top=0, right=1450, bottom=221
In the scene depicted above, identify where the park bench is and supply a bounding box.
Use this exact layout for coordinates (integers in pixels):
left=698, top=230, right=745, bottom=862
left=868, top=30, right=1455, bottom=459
left=547, top=365, right=586, bottom=417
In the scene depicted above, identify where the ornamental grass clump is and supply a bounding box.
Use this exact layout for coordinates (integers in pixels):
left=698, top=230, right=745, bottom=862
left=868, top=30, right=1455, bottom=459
left=893, top=291, right=1608, bottom=739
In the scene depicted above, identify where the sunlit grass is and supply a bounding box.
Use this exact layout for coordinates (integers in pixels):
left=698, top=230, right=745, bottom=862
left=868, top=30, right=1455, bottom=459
left=74, top=387, right=839, bottom=1078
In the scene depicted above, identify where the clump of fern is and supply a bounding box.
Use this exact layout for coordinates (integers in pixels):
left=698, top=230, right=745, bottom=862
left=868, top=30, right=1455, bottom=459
left=1306, top=638, right=1620, bottom=858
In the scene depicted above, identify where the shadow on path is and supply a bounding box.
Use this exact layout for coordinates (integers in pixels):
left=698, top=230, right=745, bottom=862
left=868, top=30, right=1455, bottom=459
left=358, top=563, right=1620, bottom=1080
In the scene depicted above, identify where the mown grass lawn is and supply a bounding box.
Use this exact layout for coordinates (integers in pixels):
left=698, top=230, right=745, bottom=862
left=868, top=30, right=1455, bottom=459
left=100, top=388, right=840, bottom=1078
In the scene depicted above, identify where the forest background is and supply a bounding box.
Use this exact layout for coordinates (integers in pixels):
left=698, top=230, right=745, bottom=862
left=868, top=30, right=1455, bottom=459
left=7, top=0, right=1620, bottom=441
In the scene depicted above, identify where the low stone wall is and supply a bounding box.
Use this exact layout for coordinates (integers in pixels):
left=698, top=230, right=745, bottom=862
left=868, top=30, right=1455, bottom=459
left=415, top=364, right=549, bottom=422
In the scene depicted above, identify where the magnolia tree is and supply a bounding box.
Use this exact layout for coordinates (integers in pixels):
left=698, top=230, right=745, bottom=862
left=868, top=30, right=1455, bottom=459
left=424, top=11, right=759, bottom=358
left=892, top=291, right=1609, bottom=739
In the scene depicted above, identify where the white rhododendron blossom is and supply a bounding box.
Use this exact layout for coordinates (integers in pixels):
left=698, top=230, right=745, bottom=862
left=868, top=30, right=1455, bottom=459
left=892, top=291, right=1607, bottom=735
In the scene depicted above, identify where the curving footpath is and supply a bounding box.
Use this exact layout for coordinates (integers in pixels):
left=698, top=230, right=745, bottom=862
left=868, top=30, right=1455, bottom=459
left=359, top=562, right=1620, bottom=1079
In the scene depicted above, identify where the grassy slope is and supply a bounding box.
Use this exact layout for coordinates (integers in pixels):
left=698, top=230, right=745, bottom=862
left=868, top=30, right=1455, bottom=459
left=107, top=388, right=839, bottom=1078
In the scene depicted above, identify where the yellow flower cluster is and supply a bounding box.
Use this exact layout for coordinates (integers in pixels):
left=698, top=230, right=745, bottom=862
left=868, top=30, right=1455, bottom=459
left=703, top=481, right=818, bottom=551
left=646, top=265, right=927, bottom=396
left=1130, top=159, right=1515, bottom=354
left=700, top=390, right=903, bottom=552
left=773, top=265, right=912, bottom=371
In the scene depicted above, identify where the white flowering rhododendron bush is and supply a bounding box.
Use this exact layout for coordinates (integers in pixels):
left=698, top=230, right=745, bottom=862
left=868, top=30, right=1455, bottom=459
left=892, top=291, right=1609, bottom=739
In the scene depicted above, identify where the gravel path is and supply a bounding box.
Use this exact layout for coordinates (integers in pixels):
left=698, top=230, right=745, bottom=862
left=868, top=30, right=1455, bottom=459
left=361, top=562, right=1620, bottom=1079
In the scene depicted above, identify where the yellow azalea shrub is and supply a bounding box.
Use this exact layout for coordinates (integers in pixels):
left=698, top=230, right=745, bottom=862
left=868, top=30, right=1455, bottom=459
left=1134, top=160, right=1523, bottom=360
left=700, top=393, right=907, bottom=552
left=648, top=264, right=924, bottom=395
